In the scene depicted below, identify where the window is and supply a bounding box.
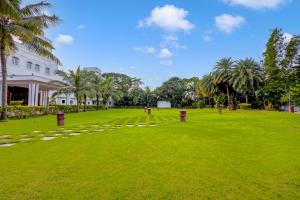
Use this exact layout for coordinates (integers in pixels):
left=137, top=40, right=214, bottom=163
left=70, top=100, right=73, bottom=105
left=61, top=99, right=66, bottom=104
left=34, top=64, right=40, bottom=72
left=12, top=57, right=19, bottom=65
left=45, top=67, right=50, bottom=75
left=27, top=62, right=32, bottom=70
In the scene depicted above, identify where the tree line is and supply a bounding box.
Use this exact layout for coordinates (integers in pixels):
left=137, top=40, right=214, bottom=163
left=0, top=0, right=299, bottom=121
left=52, top=29, right=300, bottom=111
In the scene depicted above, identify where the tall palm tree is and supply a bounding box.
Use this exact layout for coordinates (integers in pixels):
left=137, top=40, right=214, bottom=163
left=90, top=73, right=103, bottom=110
left=212, top=58, right=234, bottom=108
left=199, top=73, right=218, bottom=107
left=230, top=58, right=263, bottom=104
left=80, top=70, right=94, bottom=112
left=100, top=77, right=114, bottom=109
left=0, top=1, right=60, bottom=120
left=53, top=67, right=89, bottom=112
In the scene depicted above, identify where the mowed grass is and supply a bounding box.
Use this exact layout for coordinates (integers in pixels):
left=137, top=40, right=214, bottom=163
left=0, top=109, right=300, bottom=199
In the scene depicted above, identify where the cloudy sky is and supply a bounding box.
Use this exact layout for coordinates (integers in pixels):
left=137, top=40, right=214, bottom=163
left=26, top=0, right=300, bottom=87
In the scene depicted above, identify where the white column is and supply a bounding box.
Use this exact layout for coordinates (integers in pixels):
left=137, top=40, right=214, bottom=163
left=28, top=83, right=32, bottom=106
left=43, top=91, right=48, bottom=106
left=45, top=90, right=49, bottom=106
left=34, top=84, right=39, bottom=106
left=31, top=83, right=36, bottom=106
left=40, top=91, right=44, bottom=106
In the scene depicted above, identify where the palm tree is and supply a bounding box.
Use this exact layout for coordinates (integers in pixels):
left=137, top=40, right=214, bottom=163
left=230, top=58, right=263, bottom=104
left=90, top=73, right=103, bottom=110
left=100, top=77, right=114, bottom=109
left=80, top=70, right=94, bottom=112
left=0, top=1, right=60, bottom=120
left=199, top=73, right=218, bottom=107
left=53, top=67, right=89, bottom=112
left=212, top=58, right=234, bottom=109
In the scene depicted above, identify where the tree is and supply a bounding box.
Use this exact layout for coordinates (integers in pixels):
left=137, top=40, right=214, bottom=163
left=90, top=73, right=103, bottom=110
left=262, top=29, right=300, bottom=109
left=156, top=77, right=186, bottom=107
left=212, top=58, right=234, bottom=109
left=0, top=1, right=60, bottom=120
left=53, top=67, right=89, bottom=112
left=199, top=73, right=218, bottom=107
left=102, top=72, right=142, bottom=106
left=230, top=58, right=263, bottom=104
left=214, top=93, right=226, bottom=114
left=100, top=77, right=114, bottom=109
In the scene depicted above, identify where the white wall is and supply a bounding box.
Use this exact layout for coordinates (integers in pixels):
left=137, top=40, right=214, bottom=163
left=4, top=42, right=60, bottom=81
left=157, top=101, right=171, bottom=108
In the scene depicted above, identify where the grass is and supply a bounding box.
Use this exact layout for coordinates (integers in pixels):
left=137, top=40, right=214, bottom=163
left=0, top=109, right=300, bottom=199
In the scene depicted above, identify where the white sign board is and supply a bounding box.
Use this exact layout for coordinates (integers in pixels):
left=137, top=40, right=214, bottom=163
left=157, top=101, right=171, bottom=108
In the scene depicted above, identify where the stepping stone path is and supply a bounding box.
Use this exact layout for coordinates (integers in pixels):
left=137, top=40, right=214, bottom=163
left=41, top=137, right=56, bottom=141
left=0, top=115, right=161, bottom=147
left=70, top=133, right=81, bottom=136
left=20, top=138, right=32, bottom=141
left=0, top=143, right=16, bottom=147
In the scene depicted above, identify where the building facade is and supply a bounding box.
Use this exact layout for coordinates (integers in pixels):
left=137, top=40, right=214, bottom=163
left=54, top=67, right=102, bottom=106
left=0, top=39, right=62, bottom=106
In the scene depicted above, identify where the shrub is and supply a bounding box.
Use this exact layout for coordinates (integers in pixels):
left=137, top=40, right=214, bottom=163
left=214, top=94, right=226, bottom=109
left=9, top=101, right=23, bottom=106
left=239, top=103, right=252, bottom=110
left=0, top=105, right=99, bottom=119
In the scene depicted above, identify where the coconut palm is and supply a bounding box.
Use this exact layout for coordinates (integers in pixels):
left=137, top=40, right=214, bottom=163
left=212, top=58, right=234, bottom=108
left=90, top=73, right=103, bottom=110
left=0, top=1, right=60, bottom=120
left=230, top=58, right=263, bottom=104
left=100, top=77, right=114, bottom=109
left=52, top=67, right=89, bottom=112
left=199, top=73, right=218, bottom=107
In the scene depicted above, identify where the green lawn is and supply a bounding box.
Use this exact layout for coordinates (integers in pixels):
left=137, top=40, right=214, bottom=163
left=0, top=109, right=300, bottom=199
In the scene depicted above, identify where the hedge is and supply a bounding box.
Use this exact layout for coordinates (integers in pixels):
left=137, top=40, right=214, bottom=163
left=0, top=105, right=101, bottom=119
left=239, top=103, right=252, bottom=110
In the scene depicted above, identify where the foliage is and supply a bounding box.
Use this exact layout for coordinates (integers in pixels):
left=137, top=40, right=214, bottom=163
left=52, top=67, right=91, bottom=112
left=262, top=29, right=300, bottom=109
left=212, top=58, right=234, bottom=108
left=0, top=0, right=60, bottom=120
left=9, top=101, right=23, bottom=106
left=0, top=105, right=100, bottom=119
left=230, top=58, right=263, bottom=103
left=238, top=103, right=252, bottom=110
left=214, top=93, right=226, bottom=109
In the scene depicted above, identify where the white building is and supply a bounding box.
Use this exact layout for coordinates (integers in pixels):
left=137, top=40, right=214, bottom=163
left=55, top=67, right=102, bottom=105
left=0, top=39, right=63, bottom=106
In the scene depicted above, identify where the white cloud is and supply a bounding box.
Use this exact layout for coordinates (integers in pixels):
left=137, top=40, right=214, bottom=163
left=160, top=60, right=173, bottom=66
left=283, top=32, right=293, bottom=43
left=134, top=46, right=157, bottom=54
left=223, top=0, right=289, bottom=9
left=215, top=14, right=245, bottom=33
left=203, top=35, right=213, bottom=42
left=138, top=5, right=194, bottom=32
left=160, top=35, right=187, bottom=49
left=55, top=34, right=74, bottom=45
left=77, top=24, right=86, bottom=30
left=159, top=48, right=173, bottom=58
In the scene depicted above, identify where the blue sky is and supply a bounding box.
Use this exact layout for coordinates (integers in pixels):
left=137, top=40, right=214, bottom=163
left=26, top=0, right=300, bottom=88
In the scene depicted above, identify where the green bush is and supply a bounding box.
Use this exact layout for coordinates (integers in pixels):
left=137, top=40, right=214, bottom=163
left=9, top=101, right=23, bottom=106
left=0, top=105, right=99, bottom=119
left=239, top=103, right=252, bottom=110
